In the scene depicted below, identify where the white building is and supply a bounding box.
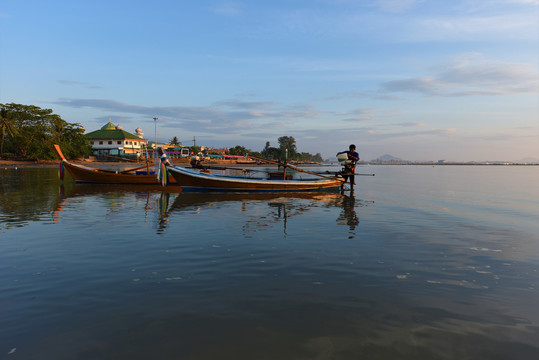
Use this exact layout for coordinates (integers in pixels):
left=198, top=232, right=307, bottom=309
left=85, top=122, right=147, bottom=156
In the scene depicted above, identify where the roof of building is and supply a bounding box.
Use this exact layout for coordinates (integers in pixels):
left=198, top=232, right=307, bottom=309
left=101, top=122, right=116, bottom=130
left=85, top=122, right=146, bottom=141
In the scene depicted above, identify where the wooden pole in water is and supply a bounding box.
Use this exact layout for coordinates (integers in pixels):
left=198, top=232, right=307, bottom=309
left=283, top=149, right=288, bottom=180
left=153, top=117, right=158, bottom=166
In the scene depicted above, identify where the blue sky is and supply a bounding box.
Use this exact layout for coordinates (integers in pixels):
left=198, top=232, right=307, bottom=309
left=1, top=0, right=538, bottom=161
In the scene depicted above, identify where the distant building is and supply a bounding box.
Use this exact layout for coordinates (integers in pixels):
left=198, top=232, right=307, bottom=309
left=438, top=160, right=447, bottom=164
left=85, top=121, right=147, bottom=156
left=205, top=148, right=230, bottom=155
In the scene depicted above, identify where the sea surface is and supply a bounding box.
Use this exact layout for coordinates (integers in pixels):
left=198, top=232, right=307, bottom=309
left=1, top=165, right=538, bottom=360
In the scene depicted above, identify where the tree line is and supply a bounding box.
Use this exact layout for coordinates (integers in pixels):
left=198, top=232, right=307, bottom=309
left=173, top=135, right=323, bottom=162
left=1, top=103, right=91, bottom=160
left=226, top=136, right=323, bottom=163
left=1, top=103, right=323, bottom=162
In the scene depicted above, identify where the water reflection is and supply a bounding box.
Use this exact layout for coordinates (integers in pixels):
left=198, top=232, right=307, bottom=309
left=164, top=191, right=370, bottom=235
left=1, top=166, right=371, bottom=236
left=337, top=192, right=360, bottom=231
left=50, top=186, right=371, bottom=235
left=3, top=167, right=538, bottom=359
left=157, top=192, right=171, bottom=234
left=0, top=168, right=68, bottom=230
left=50, top=184, right=178, bottom=234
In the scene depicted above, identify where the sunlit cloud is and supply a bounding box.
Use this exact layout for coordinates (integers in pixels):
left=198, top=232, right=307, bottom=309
left=439, top=57, right=539, bottom=93
left=380, top=55, right=539, bottom=97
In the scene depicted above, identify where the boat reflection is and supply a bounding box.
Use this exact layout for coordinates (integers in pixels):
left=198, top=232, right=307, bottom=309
left=58, top=183, right=183, bottom=196
left=162, top=191, right=344, bottom=236
left=163, top=191, right=369, bottom=235
left=51, top=185, right=371, bottom=235
left=52, top=184, right=181, bottom=232
left=167, top=191, right=343, bottom=211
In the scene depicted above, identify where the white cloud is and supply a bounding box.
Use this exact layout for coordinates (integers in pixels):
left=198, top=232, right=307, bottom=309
left=381, top=55, right=539, bottom=96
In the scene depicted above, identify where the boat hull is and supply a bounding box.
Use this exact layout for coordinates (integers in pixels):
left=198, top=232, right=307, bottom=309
left=167, top=166, right=343, bottom=192
left=54, top=144, right=177, bottom=186
left=62, top=161, right=177, bottom=185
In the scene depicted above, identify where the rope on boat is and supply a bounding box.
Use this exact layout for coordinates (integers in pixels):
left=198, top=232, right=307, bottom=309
left=59, top=160, right=65, bottom=180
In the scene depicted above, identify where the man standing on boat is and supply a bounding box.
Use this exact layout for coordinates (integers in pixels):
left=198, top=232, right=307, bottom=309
left=337, top=144, right=359, bottom=190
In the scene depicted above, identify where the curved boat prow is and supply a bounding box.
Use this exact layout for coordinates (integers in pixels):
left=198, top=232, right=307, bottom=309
left=53, top=144, right=66, bottom=160
left=157, top=147, right=173, bottom=167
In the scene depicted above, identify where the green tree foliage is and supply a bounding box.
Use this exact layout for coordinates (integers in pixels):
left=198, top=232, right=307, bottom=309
left=297, top=152, right=323, bottom=163
left=0, top=103, right=91, bottom=160
left=228, top=145, right=251, bottom=156
left=278, top=136, right=297, bottom=158
left=169, top=136, right=180, bottom=146
left=260, top=137, right=323, bottom=162
left=261, top=145, right=281, bottom=160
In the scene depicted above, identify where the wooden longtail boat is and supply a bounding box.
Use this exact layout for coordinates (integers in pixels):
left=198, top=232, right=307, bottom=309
left=54, top=144, right=177, bottom=185
left=165, top=165, right=344, bottom=192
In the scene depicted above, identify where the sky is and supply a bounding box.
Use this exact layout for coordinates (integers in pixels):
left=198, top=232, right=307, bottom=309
left=1, top=0, right=538, bottom=162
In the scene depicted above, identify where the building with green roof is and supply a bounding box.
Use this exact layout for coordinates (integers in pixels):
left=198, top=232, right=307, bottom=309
left=85, top=121, right=147, bottom=156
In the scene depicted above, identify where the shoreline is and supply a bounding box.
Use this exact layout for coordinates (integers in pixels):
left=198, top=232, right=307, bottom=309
left=1, top=159, right=537, bottom=169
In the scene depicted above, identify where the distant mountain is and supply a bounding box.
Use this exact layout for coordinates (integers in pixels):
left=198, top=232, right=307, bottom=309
left=517, top=157, right=539, bottom=164
left=371, top=154, right=405, bottom=163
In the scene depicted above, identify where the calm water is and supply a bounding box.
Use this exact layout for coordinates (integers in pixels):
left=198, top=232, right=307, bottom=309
left=1, top=165, right=538, bottom=360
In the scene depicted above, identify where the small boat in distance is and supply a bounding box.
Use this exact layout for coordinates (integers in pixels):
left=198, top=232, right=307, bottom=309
left=54, top=144, right=178, bottom=186
left=159, top=149, right=344, bottom=192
